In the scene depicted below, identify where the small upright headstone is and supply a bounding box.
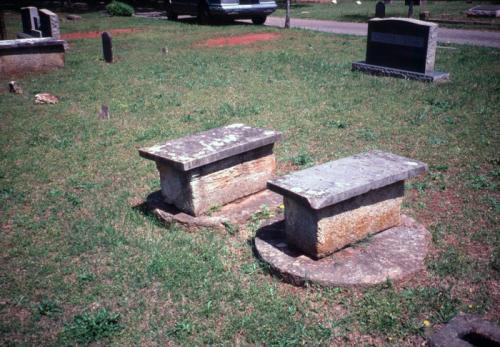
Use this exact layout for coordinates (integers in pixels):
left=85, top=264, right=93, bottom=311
left=375, top=1, right=385, bottom=18
left=0, top=10, right=6, bottom=40
left=352, top=18, right=449, bottom=82
left=101, top=32, right=113, bottom=63
left=39, top=9, right=60, bottom=39
left=20, top=7, right=42, bottom=37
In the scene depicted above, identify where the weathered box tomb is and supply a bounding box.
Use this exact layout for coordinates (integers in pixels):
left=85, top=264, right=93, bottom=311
left=139, top=124, right=281, bottom=216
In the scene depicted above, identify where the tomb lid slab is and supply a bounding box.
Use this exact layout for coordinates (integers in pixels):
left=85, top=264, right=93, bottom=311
left=139, top=124, right=281, bottom=171
left=267, top=150, right=427, bottom=210
left=0, top=38, right=65, bottom=50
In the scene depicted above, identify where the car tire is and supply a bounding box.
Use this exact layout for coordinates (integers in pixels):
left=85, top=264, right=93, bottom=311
left=197, top=3, right=211, bottom=25
left=251, top=16, right=267, bottom=25
left=165, top=1, right=178, bottom=20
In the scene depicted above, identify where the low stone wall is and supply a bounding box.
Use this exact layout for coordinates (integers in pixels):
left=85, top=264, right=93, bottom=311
left=0, top=38, right=65, bottom=75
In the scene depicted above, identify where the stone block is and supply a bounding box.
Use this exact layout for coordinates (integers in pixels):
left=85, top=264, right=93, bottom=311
left=39, top=9, right=60, bottom=39
left=268, top=151, right=427, bottom=258
left=352, top=17, right=449, bottom=82
left=0, top=38, right=66, bottom=75
left=428, top=314, right=500, bottom=347
left=140, top=124, right=281, bottom=216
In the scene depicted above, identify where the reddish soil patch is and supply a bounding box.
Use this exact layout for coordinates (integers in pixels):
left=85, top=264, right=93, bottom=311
left=61, top=28, right=140, bottom=40
left=199, top=33, right=280, bottom=47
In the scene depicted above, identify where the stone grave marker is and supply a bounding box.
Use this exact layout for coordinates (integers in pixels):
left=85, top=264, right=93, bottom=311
left=404, top=0, right=425, bottom=5
left=139, top=124, right=281, bottom=216
left=39, top=9, right=60, bottom=39
left=352, top=18, right=449, bottom=82
left=20, top=7, right=42, bottom=38
left=0, top=10, right=6, bottom=40
left=267, top=150, right=427, bottom=258
left=375, top=1, right=385, bottom=18
left=102, top=32, right=113, bottom=63
left=466, top=5, right=500, bottom=18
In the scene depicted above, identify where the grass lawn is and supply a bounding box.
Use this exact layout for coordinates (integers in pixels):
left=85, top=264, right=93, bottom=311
left=274, top=0, right=500, bottom=29
left=1, top=10, right=499, bottom=346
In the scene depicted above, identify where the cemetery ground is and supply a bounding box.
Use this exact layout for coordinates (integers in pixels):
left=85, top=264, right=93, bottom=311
left=274, top=0, right=500, bottom=30
left=1, top=10, right=499, bottom=346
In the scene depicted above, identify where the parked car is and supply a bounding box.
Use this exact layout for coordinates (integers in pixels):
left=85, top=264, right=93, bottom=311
left=165, top=0, right=277, bottom=24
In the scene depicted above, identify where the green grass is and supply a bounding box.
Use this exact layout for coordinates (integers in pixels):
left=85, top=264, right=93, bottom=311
left=275, top=0, right=500, bottom=29
left=1, top=9, right=499, bottom=346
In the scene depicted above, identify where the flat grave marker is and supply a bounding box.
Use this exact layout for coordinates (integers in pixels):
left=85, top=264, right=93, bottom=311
left=466, top=5, right=500, bottom=18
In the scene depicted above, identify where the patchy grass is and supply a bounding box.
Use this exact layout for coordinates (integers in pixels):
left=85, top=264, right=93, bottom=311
left=1, top=9, right=499, bottom=346
left=275, top=0, right=500, bottom=30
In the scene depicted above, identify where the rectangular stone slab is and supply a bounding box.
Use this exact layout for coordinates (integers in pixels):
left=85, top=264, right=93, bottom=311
left=0, top=38, right=66, bottom=75
left=139, top=123, right=282, bottom=171
left=284, top=181, right=404, bottom=258
left=268, top=150, right=427, bottom=210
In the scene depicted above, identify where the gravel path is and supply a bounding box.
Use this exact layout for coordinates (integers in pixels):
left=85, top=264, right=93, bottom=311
left=264, top=16, right=500, bottom=48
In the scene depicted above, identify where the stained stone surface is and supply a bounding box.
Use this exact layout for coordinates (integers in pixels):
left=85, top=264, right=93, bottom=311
left=156, top=146, right=276, bottom=215
left=284, top=181, right=404, bottom=258
left=428, top=314, right=500, bottom=347
left=254, top=215, right=430, bottom=287
left=268, top=150, right=427, bottom=210
left=147, top=189, right=282, bottom=232
left=139, top=123, right=282, bottom=171
left=0, top=38, right=66, bottom=75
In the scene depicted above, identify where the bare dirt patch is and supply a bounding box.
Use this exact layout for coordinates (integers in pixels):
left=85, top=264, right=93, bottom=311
left=61, top=28, right=141, bottom=40
left=198, top=33, right=281, bottom=47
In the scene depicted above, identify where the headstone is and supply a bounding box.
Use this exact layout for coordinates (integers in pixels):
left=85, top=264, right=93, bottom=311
left=352, top=18, right=449, bottom=82
left=405, top=0, right=424, bottom=5
left=466, top=5, right=500, bottom=18
left=419, top=11, right=429, bottom=21
left=0, top=10, right=6, bottom=40
left=139, top=124, right=281, bottom=216
left=20, top=7, right=42, bottom=37
left=375, top=1, right=385, bottom=18
left=384, top=0, right=391, bottom=4
left=39, top=9, right=60, bottom=39
left=102, top=32, right=113, bottom=63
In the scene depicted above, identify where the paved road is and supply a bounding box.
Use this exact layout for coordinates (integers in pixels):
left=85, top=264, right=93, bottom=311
left=264, top=17, right=500, bottom=48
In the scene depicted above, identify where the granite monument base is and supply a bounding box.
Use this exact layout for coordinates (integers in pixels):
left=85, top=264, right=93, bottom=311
left=352, top=61, right=450, bottom=82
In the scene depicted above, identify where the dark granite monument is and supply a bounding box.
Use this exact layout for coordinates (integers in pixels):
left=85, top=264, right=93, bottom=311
left=375, top=1, right=385, bottom=18
left=102, top=32, right=113, bottom=63
left=39, top=9, right=60, bottom=39
left=352, top=18, right=449, bottom=82
left=20, top=7, right=42, bottom=38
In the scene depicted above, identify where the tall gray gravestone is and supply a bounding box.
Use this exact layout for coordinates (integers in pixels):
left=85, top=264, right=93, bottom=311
left=20, top=7, right=42, bottom=37
left=352, top=18, right=449, bottom=82
left=39, top=9, right=60, bottom=39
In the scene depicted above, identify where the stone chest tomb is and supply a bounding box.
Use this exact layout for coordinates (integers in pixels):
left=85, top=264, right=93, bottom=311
left=139, top=124, right=281, bottom=216
left=267, top=151, right=427, bottom=259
